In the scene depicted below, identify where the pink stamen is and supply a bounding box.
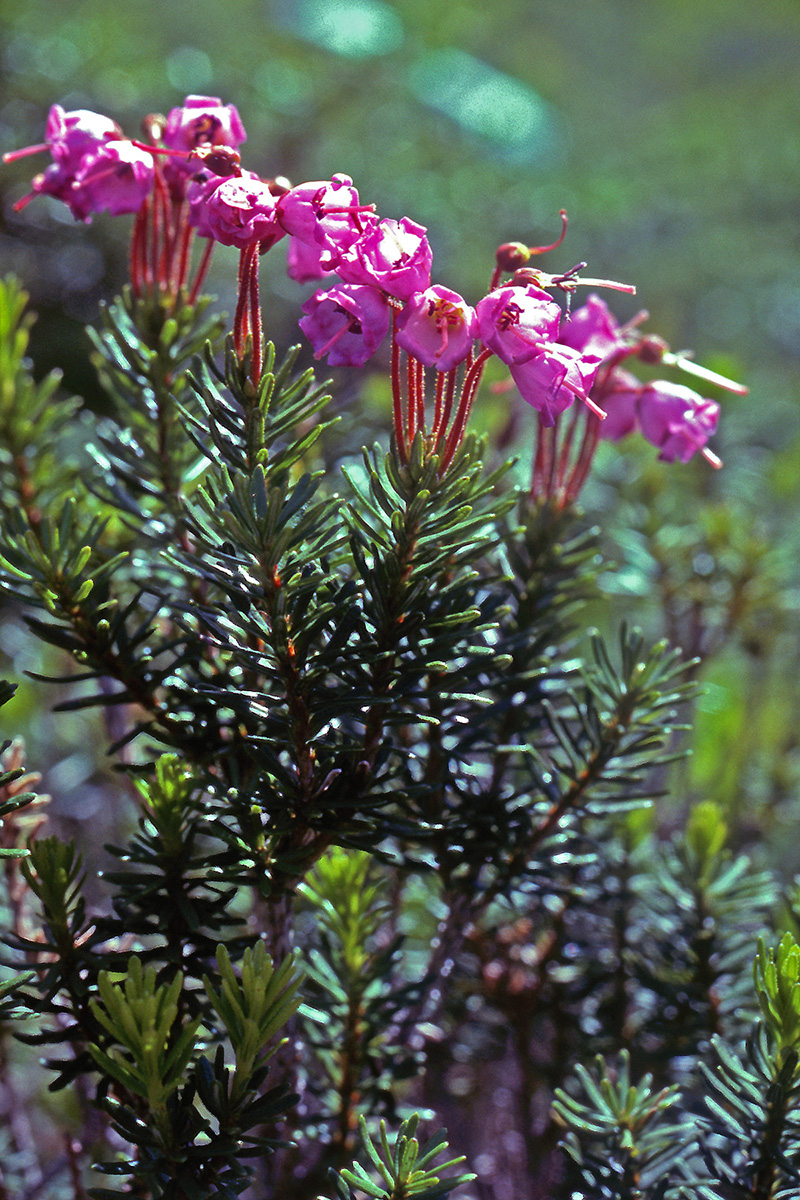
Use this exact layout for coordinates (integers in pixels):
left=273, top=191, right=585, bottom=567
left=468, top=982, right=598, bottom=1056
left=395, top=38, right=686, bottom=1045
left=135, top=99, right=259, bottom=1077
left=561, top=373, right=607, bottom=419
left=313, top=318, right=353, bottom=360
left=131, top=140, right=187, bottom=159
left=575, top=277, right=637, bottom=294
left=663, top=352, right=749, bottom=395
left=3, top=143, right=50, bottom=163
left=580, top=393, right=607, bottom=420
left=320, top=203, right=377, bottom=216
left=702, top=446, right=723, bottom=469
left=12, top=190, right=37, bottom=213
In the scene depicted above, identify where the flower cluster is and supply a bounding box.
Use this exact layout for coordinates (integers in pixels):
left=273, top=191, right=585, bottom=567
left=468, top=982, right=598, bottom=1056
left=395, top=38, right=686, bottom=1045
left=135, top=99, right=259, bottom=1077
left=561, top=295, right=727, bottom=467
left=6, top=95, right=744, bottom=485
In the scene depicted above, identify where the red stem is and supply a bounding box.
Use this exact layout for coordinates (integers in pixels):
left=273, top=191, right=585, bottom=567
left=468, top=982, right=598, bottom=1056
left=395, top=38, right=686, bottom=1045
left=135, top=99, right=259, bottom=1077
left=440, top=348, right=492, bottom=472
left=565, top=416, right=601, bottom=502
left=555, top=405, right=582, bottom=496
left=435, top=367, right=458, bottom=446
left=432, top=370, right=446, bottom=438
left=407, top=351, right=418, bottom=444
left=129, top=204, right=148, bottom=297
left=189, top=238, right=215, bottom=305
left=249, top=245, right=263, bottom=385
left=234, top=246, right=252, bottom=358
left=414, top=357, right=425, bottom=435
left=172, top=200, right=193, bottom=294
left=390, top=313, right=406, bottom=462
left=546, top=419, right=559, bottom=497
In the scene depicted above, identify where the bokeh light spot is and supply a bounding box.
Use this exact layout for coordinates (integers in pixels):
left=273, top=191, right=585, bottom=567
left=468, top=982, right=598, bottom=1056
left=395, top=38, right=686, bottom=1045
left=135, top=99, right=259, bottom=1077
left=409, top=49, right=561, bottom=166
left=166, top=46, right=213, bottom=92
left=270, top=0, right=404, bottom=59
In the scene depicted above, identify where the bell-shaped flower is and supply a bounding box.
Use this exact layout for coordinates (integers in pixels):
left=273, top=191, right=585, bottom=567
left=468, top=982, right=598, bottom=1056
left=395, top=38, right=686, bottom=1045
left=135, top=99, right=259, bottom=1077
left=205, top=176, right=285, bottom=249
left=46, top=105, right=122, bottom=168
left=336, top=217, right=432, bottom=302
left=187, top=167, right=255, bottom=237
left=637, top=381, right=720, bottom=462
left=475, top=284, right=561, bottom=365
left=595, top=368, right=642, bottom=441
left=6, top=104, right=123, bottom=215
left=163, top=95, right=246, bottom=155
left=559, top=294, right=628, bottom=361
left=510, top=344, right=602, bottom=426
left=299, top=283, right=390, bottom=367
left=394, top=286, right=477, bottom=371
left=277, top=174, right=376, bottom=264
left=162, top=95, right=246, bottom=196
left=71, top=139, right=155, bottom=220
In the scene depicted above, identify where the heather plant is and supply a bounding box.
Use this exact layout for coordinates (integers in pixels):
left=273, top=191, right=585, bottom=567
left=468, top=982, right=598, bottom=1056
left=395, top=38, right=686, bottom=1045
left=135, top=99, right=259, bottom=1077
left=0, top=95, right=792, bottom=1200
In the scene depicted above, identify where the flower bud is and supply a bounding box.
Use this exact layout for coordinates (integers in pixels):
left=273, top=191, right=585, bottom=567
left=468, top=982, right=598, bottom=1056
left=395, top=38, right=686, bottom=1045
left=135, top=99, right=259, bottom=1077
left=495, top=242, right=531, bottom=272
left=636, top=334, right=668, bottom=364
left=189, top=144, right=242, bottom=177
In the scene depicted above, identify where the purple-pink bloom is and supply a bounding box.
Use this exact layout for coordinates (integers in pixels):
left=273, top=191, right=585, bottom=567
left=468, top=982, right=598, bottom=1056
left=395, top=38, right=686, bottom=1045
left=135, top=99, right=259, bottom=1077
left=594, top=368, right=642, bottom=441
left=277, top=174, right=376, bottom=263
left=559, top=294, right=627, bottom=361
left=186, top=170, right=228, bottom=237
left=187, top=168, right=256, bottom=237
left=475, top=284, right=561, bottom=365
left=6, top=104, right=123, bottom=215
left=336, top=217, right=432, bottom=302
left=299, top=283, right=390, bottom=367
left=286, top=236, right=334, bottom=283
left=162, top=95, right=246, bottom=197
left=163, top=95, right=246, bottom=155
left=637, top=381, right=720, bottom=462
left=510, top=344, right=602, bottom=426
left=205, top=176, right=285, bottom=249
left=394, top=285, right=477, bottom=372
left=72, top=139, right=155, bottom=220
left=46, top=105, right=122, bottom=167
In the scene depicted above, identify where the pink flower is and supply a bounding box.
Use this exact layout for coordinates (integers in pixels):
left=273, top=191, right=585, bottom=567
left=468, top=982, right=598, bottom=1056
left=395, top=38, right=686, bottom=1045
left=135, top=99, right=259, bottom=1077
left=187, top=168, right=256, bottom=237
left=594, top=368, right=642, bottom=441
left=394, top=285, right=477, bottom=371
left=71, top=139, right=155, bottom=220
left=336, top=217, right=432, bottom=301
left=475, top=284, right=561, bottom=365
left=299, top=283, right=390, bottom=367
left=204, top=176, right=285, bottom=249
left=46, top=105, right=122, bottom=168
left=162, top=95, right=246, bottom=197
left=5, top=104, right=124, bottom=215
left=559, top=294, right=627, bottom=361
left=163, top=95, right=246, bottom=155
left=510, top=344, right=602, bottom=425
left=277, top=174, right=376, bottom=264
left=286, top=236, right=335, bottom=283
left=187, top=170, right=228, bottom=237
left=637, top=381, right=720, bottom=462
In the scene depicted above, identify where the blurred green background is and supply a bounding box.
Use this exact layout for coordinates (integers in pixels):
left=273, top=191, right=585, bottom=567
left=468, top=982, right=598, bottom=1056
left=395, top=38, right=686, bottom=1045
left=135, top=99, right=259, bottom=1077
left=2, top=0, right=800, bottom=863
